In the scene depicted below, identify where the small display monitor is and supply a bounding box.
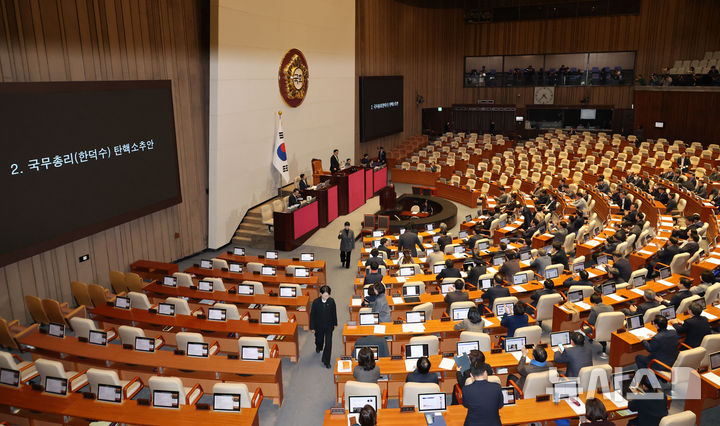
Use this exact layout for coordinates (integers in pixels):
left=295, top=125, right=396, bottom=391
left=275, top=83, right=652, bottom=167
left=97, top=384, right=122, bottom=403
left=48, top=322, right=65, bottom=338
left=426, top=224, right=435, bottom=232
left=519, top=250, right=531, bottom=261
left=300, top=252, right=315, bottom=262
left=465, top=215, right=473, bottom=222
left=88, top=330, right=107, bottom=346
left=457, top=341, right=479, bottom=356
left=453, top=307, right=470, bottom=320
left=208, top=307, right=227, bottom=321
left=492, top=255, right=506, bottom=266
left=500, top=238, right=509, bottom=245
left=233, top=247, right=245, bottom=256
left=405, top=343, right=429, bottom=359
left=513, top=273, right=528, bottom=285
left=504, top=337, right=526, bottom=352
left=406, top=311, right=426, bottom=323
left=213, top=393, right=241, bottom=412
left=613, top=370, right=635, bottom=398
left=709, top=351, right=720, bottom=371
left=241, top=346, right=265, bottom=361
left=0, top=368, right=20, bottom=387
left=573, top=263, right=585, bottom=273
left=433, top=264, right=446, bottom=274
left=153, top=390, right=180, bottom=409
left=654, top=122, right=664, bottom=128
left=198, top=280, right=213, bottom=292
left=229, top=263, right=242, bottom=273
left=660, top=306, right=676, bottom=320
left=498, top=221, right=506, bottom=228
left=403, top=285, right=420, bottom=296
left=495, top=303, right=514, bottom=316
left=502, top=387, right=516, bottom=405
left=567, top=290, right=583, bottom=303
left=553, top=380, right=579, bottom=401
left=372, top=230, right=384, bottom=237
left=135, top=336, right=155, bottom=352
left=200, top=259, right=212, bottom=269
left=597, top=254, right=609, bottom=266
left=372, top=240, right=381, bottom=248
left=45, top=376, right=68, bottom=396
left=440, top=283, right=454, bottom=294
left=627, top=314, right=644, bottom=331
left=359, top=312, right=380, bottom=326
left=158, top=303, right=175, bottom=316
left=348, top=395, right=377, bottom=413
left=354, top=346, right=379, bottom=360
left=480, top=278, right=492, bottom=289
left=658, top=266, right=671, bottom=280
left=115, top=296, right=131, bottom=309
left=163, top=276, right=177, bottom=287
left=601, top=283, right=616, bottom=296
left=400, top=266, right=416, bottom=277
left=418, top=393, right=446, bottom=413
left=545, top=267, right=559, bottom=279
left=477, top=241, right=490, bottom=251
left=632, top=275, right=645, bottom=288
left=294, top=267, right=310, bottom=278
left=454, top=245, right=465, bottom=254
left=261, top=266, right=276, bottom=276
left=458, top=230, right=469, bottom=239
left=237, top=284, right=254, bottom=295
left=261, top=311, right=280, bottom=324
left=187, top=342, right=209, bottom=358
left=399, top=228, right=406, bottom=234
left=515, top=116, right=524, bottom=122
left=279, top=287, right=297, bottom=298
left=265, top=251, right=278, bottom=260
left=550, top=331, right=571, bottom=347
left=432, top=235, right=441, bottom=243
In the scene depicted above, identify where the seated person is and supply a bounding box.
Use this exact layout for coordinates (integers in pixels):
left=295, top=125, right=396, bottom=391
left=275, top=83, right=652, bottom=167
left=360, top=153, right=371, bottom=167
left=454, top=306, right=484, bottom=332
left=657, top=277, right=693, bottom=310
left=361, top=284, right=376, bottom=308
left=563, top=270, right=593, bottom=288
left=553, top=332, right=592, bottom=378
left=363, top=261, right=383, bottom=285
left=298, top=173, right=310, bottom=190
left=612, top=252, right=632, bottom=283
left=552, top=221, right=569, bottom=245
left=398, top=249, right=415, bottom=265
left=288, top=188, right=302, bottom=207
left=530, top=248, right=551, bottom=276
left=466, top=225, right=484, bottom=250
left=444, top=279, right=470, bottom=314
left=506, top=345, right=550, bottom=389
left=377, top=238, right=391, bottom=257
left=466, top=259, right=487, bottom=287
left=679, top=233, right=700, bottom=255
left=622, top=289, right=660, bottom=317
left=500, top=301, right=529, bottom=338
left=482, top=274, right=510, bottom=308
left=350, top=405, right=376, bottom=426
left=426, top=243, right=445, bottom=267
left=530, top=279, right=557, bottom=307
left=353, top=334, right=390, bottom=358
left=582, top=398, right=616, bottom=426
left=635, top=315, right=678, bottom=371
left=353, top=347, right=380, bottom=383
left=669, top=301, right=712, bottom=348
left=364, top=249, right=386, bottom=268
left=499, top=251, right=520, bottom=283
left=436, top=258, right=461, bottom=281
left=691, top=270, right=715, bottom=296
left=650, top=236, right=680, bottom=271
left=551, top=241, right=569, bottom=271
left=437, top=230, right=453, bottom=252
left=587, top=293, right=613, bottom=327
left=405, top=357, right=439, bottom=384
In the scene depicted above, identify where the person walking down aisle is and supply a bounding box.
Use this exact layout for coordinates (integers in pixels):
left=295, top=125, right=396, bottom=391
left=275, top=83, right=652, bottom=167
left=338, top=221, right=355, bottom=268
left=310, top=285, right=337, bottom=368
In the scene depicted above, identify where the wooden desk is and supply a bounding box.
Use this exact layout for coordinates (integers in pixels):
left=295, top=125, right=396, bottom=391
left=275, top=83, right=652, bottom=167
left=90, top=305, right=300, bottom=361
left=217, top=253, right=326, bottom=285
left=434, top=181, right=480, bottom=208
left=184, top=266, right=320, bottom=300
left=18, top=327, right=284, bottom=406
left=399, top=210, right=430, bottom=218
left=142, top=283, right=310, bottom=329
left=273, top=199, right=320, bottom=251
left=390, top=168, right=440, bottom=187
left=130, top=260, right=179, bottom=281
left=0, top=384, right=259, bottom=425
left=684, top=368, right=720, bottom=425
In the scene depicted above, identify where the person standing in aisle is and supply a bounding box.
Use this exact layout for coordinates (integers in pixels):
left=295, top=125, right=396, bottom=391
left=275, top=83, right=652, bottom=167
left=310, top=285, right=337, bottom=368
left=338, top=221, right=355, bottom=268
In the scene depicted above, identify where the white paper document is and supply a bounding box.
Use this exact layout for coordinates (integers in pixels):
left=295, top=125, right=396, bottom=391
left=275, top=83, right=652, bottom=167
left=502, top=226, right=515, bottom=231
left=405, top=359, right=417, bottom=372
left=402, top=323, right=425, bottom=333
left=575, top=302, right=591, bottom=310
left=702, top=372, right=720, bottom=387
left=418, top=258, right=427, bottom=263
left=512, top=285, right=526, bottom=293
left=483, top=318, right=495, bottom=327
left=657, top=280, right=674, bottom=287
left=638, top=250, right=653, bottom=255
left=351, top=298, right=362, bottom=307
left=395, top=277, right=407, bottom=283
left=337, top=360, right=353, bottom=373
left=453, top=253, right=467, bottom=259
left=487, top=267, right=498, bottom=274
left=392, top=297, right=404, bottom=304
left=629, top=327, right=656, bottom=340
left=701, top=311, right=718, bottom=321
left=585, top=240, right=601, bottom=247
left=607, top=294, right=626, bottom=302
left=630, top=288, right=645, bottom=295
left=509, top=351, right=524, bottom=362
left=587, top=271, right=598, bottom=278
left=373, top=325, right=386, bottom=334
left=564, top=398, right=586, bottom=416
left=603, top=391, right=629, bottom=409
left=438, top=358, right=456, bottom=370
left=705, top=257, right=720, bottom=265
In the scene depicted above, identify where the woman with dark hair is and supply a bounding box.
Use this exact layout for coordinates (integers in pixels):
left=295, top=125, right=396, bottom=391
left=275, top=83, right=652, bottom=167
left=582, top=398, right=615, bottom=426
left=310, top=285, right=337, bottom=369
left=353, top=347, right=380, bottom=383
left=454, top=306, right=484, bottom=332
left=399, top=249, right=415, bottom=265
left=351, top=404, right=377, bottom=426
left=500, top=301, right=529, bottom=337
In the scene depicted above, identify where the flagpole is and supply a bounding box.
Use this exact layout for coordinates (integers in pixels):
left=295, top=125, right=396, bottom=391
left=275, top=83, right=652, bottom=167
left=278, top=110, right=282, bottom=197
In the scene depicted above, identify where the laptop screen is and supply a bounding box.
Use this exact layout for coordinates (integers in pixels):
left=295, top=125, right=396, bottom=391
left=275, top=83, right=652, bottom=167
left=601, top=283, right=616, bottom=296
left=477, top=241, right=490, bottom=250
left=495, top=303, right=514, bottom=316
left=294, top=267, right=310, bottom=277
left=452, top=307, right=470, bottom=320
left=709, top=351, right=720, bottom=371
left=433, top=264, right=446, bottom=274
left=229, top=263, right=242, bottom=273
left=48, top=322, right=65, bottom=338
left=261, top=312, right=280, bottom=324
left=573, top=262, right=585, bottom=273
left=660, top=306, right=676, bottom=320
left=399, top=228, right=406, bottom=234
left=613, top=370, right=635, bottom=398
left=627, top=314, right=644, bottom=330
left=550, top=331, right=571, bottom=347
left=354, top=346, right=379, bottom=360
left=432, top=235, right=440, bottom=243
left=359, top=312, right=379, bottom=325
left=115, top=296, right=131, bottom=309
left=88, top=330, right=107, bottom=346
left=403, top=285, right=420, bottom=296
left=400, top=266, right=416, bottom=277
left=659, top=266, right=671, bottom=279
left=97, top=384, right=122, bottom=403
left=163, top=276, right=177, bottom=287
left=213, top=393, right=241, bottom=412
left=0, top=368, right=19, bottom=387
left=513, top=274, right=528, bottom=285
left=372, top=240, right=381, bottom=248
left=418, top=393, right=446, bottom=412
left=158, top=303, right=175, bottom=316
left=465, top=215, right=473, bottom=222
left=406, top=343, right=429, bottom=359
left=237, top=284, right=254, bottom=295
left=440, top=283, right=454, bottom=294
left=372, top=230, right=384, bottom=238
left=135, top=337, right=155, bottom=352
left=300, top=252, right=314, bottom=262
left=553, top=380, right=579, bottom=401
left=519, top=250, right=531, bottom=261
left=597, top=254, right=609, bottom=266
left=406, top=311, right=425, bottom=323
left=502, top=387, right=516, bottom=405
left=457, top=341, right=479, bottom=356
left=567, top=290, right=583, bottom=303
left=498, top=221, right=506, bottom=228
left=459, top=231, right=469, bottom=239
left=265, top=251, right=278, bottom=260
left=200, top=259, right=212, bottom=269
left=279, top=287, right=297, bottom=297
left=208, top=307, right=227, bottom=321
left=480, top=278, right=492, bottom=289
left=504, top=337, right=526, bottom=352
left=153, top=390, right=180, bottom=408
left=45, top=376, right=68, bottom=396
left=198, top=280, right=213, bottom=292
left=187, top=342, right=209, bottom=358
left=545, top=267, right=559, bottom=279
left=233, top=247, right=245, bottom=256
left=261, top=266, right=276, bottom=276
left=426, top=224, right=435, bottom=231
left=492, top=256, right=505, bottom=266
left=348, top=395, right=377, bottom=413
left=241, top=346, right=265, bottom=361
left=454, top=245, right=465, bottom=254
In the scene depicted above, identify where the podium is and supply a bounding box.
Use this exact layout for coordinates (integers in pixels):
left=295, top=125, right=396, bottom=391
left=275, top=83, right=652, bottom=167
left=319, top=167, right=366, bottom=216
left=273, top=200, right=320, bottom=251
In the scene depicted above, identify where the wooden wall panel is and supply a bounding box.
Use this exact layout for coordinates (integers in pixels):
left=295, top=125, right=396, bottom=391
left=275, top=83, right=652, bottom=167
left=0, top=0, right=208, bottom=323
left=634, top=89, right=720, bottom=144
left=356, top=0, right=720, bottom=156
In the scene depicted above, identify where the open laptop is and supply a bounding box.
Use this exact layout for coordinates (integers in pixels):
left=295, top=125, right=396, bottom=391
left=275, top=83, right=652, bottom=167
left=459, top=230, right=469, bottom=239
left=613, top=369, right=635, bottom=398
left=492, top=255, right=506, bottom=266
left=495, top=303, right=514, bottom=316
left=198, top=280, right=213, bottom=292
left=294, top=267, right=310, bottom=278
left=572, top=262, right=585, bottom=273
left=627, top=314, right=644, bottom=331
left=550, top=331, right=571, bottom=348
left=261, top=312, right=280, bottom=324
left=153, top=390, right=180, bottom=409
left=265, top=250, right=278, bottom=260
left=157, top=303, right=175, bottom=316
left=399, top=266, right=416, bottom=277
left=709, top=351, right=720, bottom=370
left=213, top=393, right=241, bottom=412
left=502, top=387, right=516, bottom=405
left=241, top=346, right=265, bottom=361
left=658, top=266, right=671, bottom=280
left=553, top=380, right=579, bottom=402
left=163, top=276, right=177, bottom=287
left=261, top=266, right=276, bottom=276
left=208, top=307, right=226, bottom=321
left=601, top=283, right=616, bottom=296
left=0, top=368, right=20, bottom=387
left=97, top=384, right=122, bottom=403
left=418, top=392, right=446, bottom=414
left=187, top=342, right=209, bottom=358
left=354, top=346, right=379, bottom=360
left=454, top=245, right=465, bottom=254
left=48, top=322, right=65, bottom=338
left=452, top=307, right=470, bottom=320
left=480, top=278, right=492, bottom=290
left=348, top=395, right=377, bottom=413
left=405, top=343, right=429, bottom=359
left=504, top=336, right=526, bottom=352
left=631, top=275, right=646, bottom=289
left=406, top=311, right=426, bottom=324
left=544, top=267, right=560, bottom=279
left=596, top=254, right=609, bottom=267
left=402, top=285, right=421, bottom=303
left=567, top=290, right=583, bottom=303
left=372, top=230, right=384, bottom=238
left=457, top=341, right=479, bottom=356
left=477, top=241, right=490, bottom=251
left=465, top=215, right=473, bottom=222
left=513, top=273, right=528, bottom=285
left=279, top=287, right=297, bottom=297
left=440, top=283, right=454, bottom=294
left=660, top=306, right=676, bottom=320
left=229, top=263, right=242, bottom=273
left=359, top=312, right=380, bottom=326
left=233, top=247, right=245, bottom=256
left=114, top=296, right=131, bottom=309
left=519, top=250, right=532, bottom=261
left=300, top=252, right=314, bottom=262
left=433, top=264, right=446, bottom=274
left=88, top=330, right=107, bottom=346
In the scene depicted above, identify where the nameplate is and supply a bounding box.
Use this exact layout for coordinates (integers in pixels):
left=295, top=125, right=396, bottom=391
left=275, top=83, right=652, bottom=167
left=78, top=337, right=88, bottom=343
left=440, top=317, right=451, bottom=322
left=249, top=319, right=259, bottom=324
left=174, top=349, right=185, bottom=356
left=491, top=348, right=502, bottom=354
left=393, top=320, right=403, bottom=324
left=536, top=394, right=550, bottom=402
left=330, top=408, right=345, bottom=415
left=227, top=353, right=239, bottom=360
left=83, top=392, right=96, bottom=400
left=430, top=291, right=439, bottom=295
left=122, top=344, right=133, bottom=350
left=195, top=403, right=210, bottom=410
left=196, top=314, right=206, bottom=320
left=106, top=301, right=114, bottom=307
left=341, top=356, right=352, bottom=360
left=190, top=285, right=197, bottom=290
left=400, top=406, right=416, bottom=413
left=148, top=308, right=157, bottom=314
left=391, top=355, right=403, bottom=360
left=443, top=352, right=454, bottom=358
left=31, top=383, right=43, bottom=391
left=137, top=399, right=150, bottom=406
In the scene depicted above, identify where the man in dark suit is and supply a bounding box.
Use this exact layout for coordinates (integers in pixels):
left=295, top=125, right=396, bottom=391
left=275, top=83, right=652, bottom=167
left=482, top=274, right=510, bottom=308
left=551, top=241, right=569, bottom=271
left=462, top=361, right=503, bottom=426
left=288, top=188, right=302, bottom=207
left=466, top=226, right=483, bottom=250
left=509, top=346, right=550, bottom=390
left=653, top=237, right=680, bottom=268
left=665, top=196, right=678, bottom=214
left=670, top=301, right=713, bottom=347
left=310, top=285, right=338, bottom=368
left=530, top=279, right=557, bottom=307
left=613, top=253, right=632, bottom=282
left=623, top=203, right=639, bottom=225
left=562, top=270, right=593, bottom=288
left=624, top=289, right=660, bottom=317
left=437, top=259, right=461, bottom=282
left=498, top=251, right=520, bottom=283
left=677, top=152, right=691, bottom=173
left=377, top=238, right=391, bottom=257
left=680, top=233, right=700, bottom=255
left=298, top=173, right=310, bottom=190
left=618, top=192, right=631, bottom=211
left=363, top=261, right=383, bottom=285
left=398, top=227, right=424, bottom=257
left=596, top=177, right=610, bottom=194
left=360, top=153, right=371, bottom=167
left=586, top=293, right=613, bottom=326
left=553, top=332, right=593, bottom=378
left=466, top=260, right=487, bottom=287
left=364, top=249, right=386, bottom=268
left=444, top=279, right=470, bottom=314
left=658, top=277, right=693, bottom=310
left=377, top=146, right=386, bottom=165
left=329, top=149, right=340, bottom=173
left=635, top=315, right=679, bottom=371
left=437, top=230, right=453, bottom=252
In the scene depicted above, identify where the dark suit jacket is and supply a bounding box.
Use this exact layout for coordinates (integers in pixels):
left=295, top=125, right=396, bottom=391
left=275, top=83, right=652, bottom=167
left=627, top=393, right=668, bottom=426
left=363, top=272, right=383, bottom=285
left=309, top=297, right=337, bottom=331
left=437, top=267, right=461, bottom=282
left=619, top=197, right=631, bottom=211
left=588, top=303, right=613, bottom=325
left=530, top=288, right=557, bottom=307
left=298, top=179, right=309, bottom=190
left=437, top=235, right=453, bottom=251
left=551, top=249, right=569, bottom=270
left=398, top=232, right=424, bottom=257
left=330, top=155, right=340, bottom=173
left=680, top=242, right=699, bottom=255
left=444, top=291, right=470, bottom=314
left=364, top=256, right=386, bottom=267
left=553, top=344, right=593, bottom=378
left=288, top=193, right=300, bottom=207
left=636, top=300, right=660, bottom=317
left=466, top=265, right=487, bottom=286
left=656, top=244, right=679, bottom=266
left=614, top=257, right=632, bottom=282
left=405, top=370, right=439, bottom=384
left=665, top=289, right=692, bottom=310
left=499, top=260, right=520, bottom=282
left=462, top=380, right=503, bottom=426
left=501, top=314, right=529, bottom=338
left=673, top=315, right=712, bottom=347
left=642, top=329, right=679, bottom=369
left=665, top=198, right=678, bottom=213
left=482, top=286, right=510, bottom=309
left=378, top=245, right=391, bottom=257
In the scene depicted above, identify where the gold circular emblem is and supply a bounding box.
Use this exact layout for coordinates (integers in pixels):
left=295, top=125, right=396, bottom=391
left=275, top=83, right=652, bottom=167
left=278, top=49, right=309, bottom=107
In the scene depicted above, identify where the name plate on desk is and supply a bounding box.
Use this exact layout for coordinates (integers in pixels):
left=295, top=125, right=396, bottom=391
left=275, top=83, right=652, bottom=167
left=400, top=406, right=416, bottom=413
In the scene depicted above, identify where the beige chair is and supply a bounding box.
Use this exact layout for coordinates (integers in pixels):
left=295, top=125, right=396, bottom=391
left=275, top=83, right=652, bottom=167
left=0, top=350, right=38, bottom=383
left=211, top=258, right=229, bottom=270
left=25, top=295, right=49, bottom=324
left=246, top=262, right=264, bottom=274
left=0, top=318, right=23, bottom=350
left=409, top=335, right=439, bottom=356
left=88, top=284, right=114, bottom=307
left=128, top=292, right=152, bottom=309
left=261, top=205, right=274, bottom=231
left=412, top=302, right=433, bottom=320
left=643, top=306, right=665, bottom=325
left=449, top=301, right=476, bottom=319
left=459, top=332, right=491, bottom=352
left=649, top=347, right=705, bottom=383
left=172, top=272, right=194, bottom=288
left=400, top=382, right=441, bottom=407
left=213, top=382, right=263, bottom=408
left=514, top=325, right=542, bottom=346
left=584, top=312, right=625, bottom=358
left=35, top=358, right=88, bottom=392
left=148, top=376, right=203, bottom=406
left=238, top=336, right=277, bottom=359
left=176, top=332, right=219, bottom=355
left=71, top=281, right=94, bottom=308
left=109, top=270, right=127, bottom=294
left=242, top=280, right=265, bottom=294
left=211, top=303, right=241, bottom=320
left=532, top=294, right=563, bottom=327
left=705, top=283, right=720, bottom=305
left=658, top=411, right=696, bottom=426
left=510, top=370, right=552, bottom=399
left=568, top=285, right=594, bottom=299
left=204, top=277, right=226, bottom=292
left=492, top=296, right=518, bottom=316
left=124, top=273, right=144, bottom=293
left=693, top=334, right=720, bottom=368
left=165, top=297, right=198, bottom=316
left=261, top=305, right=289, bottom=323
left=669, top=253, right=691, bottom=275
left=69, top=317, right=116, bottom=341
left=577, top=364, right=612, bottom=391
left=42, top=298, right=85, bottom=326
left=343, top=381, right=386, bottom=410
left=117, top=325, right=165, bottom=350
left=87, top=368, right=143, bottom=400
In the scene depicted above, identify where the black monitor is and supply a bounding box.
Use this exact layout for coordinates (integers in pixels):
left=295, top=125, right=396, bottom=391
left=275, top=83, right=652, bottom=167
left=613, top=369, right=635, bottom=398
left=512, top=273, right=528, bottom=285
left=163, top=276, right=177, bottom=287
left=504, top=337, right=526, bottom=352
left=403, top=285, right=420, bottom=296
left=237, top=284, right=254, bottom=295
left=229, top=263, right=243, bottom=273
left=354, top=345, right=379, bottom=360
left=187, top=342, right=209, bottom=358
left=440, top=283, right=454, bottom=294
left=502, top=387, right=516, bottom=405
left=477, top=241, right=490, bottom=250
left=632, top=275, right=645, bottom=288
left=233, top=247, right=245, bottom=256
left=597, top=254, right=609, bottom=266
left=553, top=380, right=579, bottom=401
left=519, top=250, right=531, bottom=261
left=399, top=266, right=416, bottom=277
left=426, top=224, right=435, bottom=232
left=293, top=268, right=310, bottom=278
left=300, top=252, right=315, bottom=262
left=405, top=343, right=429, bottom=359
left=261, top=266, right=276, bottom=276
left=260, top=311, right=280, bottom=324
left=465, top=214, right=473, bottom=222
left=709, top=351, right=720, bottom=371
left=418, top=392, right=446, bottom=413
left=433, top=264, right=446, bottom=274
left=265, top=250, right=278, bottom=260
left=348, top=395, right=377, bottom=413
left=495, top=303, right=514, bottom=316
left=88, top=330, right=107, bottom=346
left=134, top=336, right=155, bottom=352
left=601, top=283, right=616, bottom=296
left=660, top=306, right=676, bottom=320
left=458, top=230, right=469, bottom=240
left=0, top=368, right=19, bottom=387
left=572, top=262, right=585, bottom=273
left=457, top=341, right=479, bottom=356
left=208, top=307, right=227, bottom=321
left=567, top=290, right=583, bottom=303
left=213, top=393, right=241, bottom=412
left=157, top=303, right=175, bottom=316
left=545, top=267, right=559, bottom=279
left=452, top=307, right=470, bottom=320
left=198, top=280, right=213, bottom=292
left=658, top=266, right=671, bottom=280
left=279, top=287, right=298, bottom=297
left=44, top=376, right=68, bottom=396
left=550, top=331, right=571, bottom=348
left=48, top=322, right=65, bottom=338
left=492, top=255, right=506, bottom=266
left=480, top=278, right=492, bottom=289
left=200, top=259, right=212, bottom=269
left=114, top=296, right=131, bottom=309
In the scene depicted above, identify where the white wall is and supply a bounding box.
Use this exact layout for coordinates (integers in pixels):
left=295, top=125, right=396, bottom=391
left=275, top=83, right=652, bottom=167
left=208, top=0, right=355, bottom=248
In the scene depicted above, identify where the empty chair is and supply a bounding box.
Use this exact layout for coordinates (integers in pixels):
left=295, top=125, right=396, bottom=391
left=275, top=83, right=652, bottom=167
left=669, top=253, right=691, bottom=275
left=400, top=382, right=441, bottom=407
left=705, top=283, right=720, bottom=306
left=578, top=364, right=612, bottom=391
left=70, top=281, right=93, bottom=308
left=584, top=312, right=626, bottom=358
left=69, top=317, right=116, bottom=341
left=213, top=382, right=263, bottom=408
left=211, top=258, right=229, bottom=270
left=87, top=368, right=144, bottom=400
left=272, top=199, right=284, bottom=212
left=238, top=336, right=277, bottom=359
left=409, top=335, right=439, bottom=356
left=676, top=295, right=701, bottom=315
left=204, top=277, right=226, bottom=292
left=172, top=272, right=194, bottom=288
left=148, top=376, right=203, bottom=406
left=88, top=284, right=114, bottom=307
left=514, top=325, right=542, bottom=346
left=165, top=297, right=197, bottom=316
left=649, top=347, right=706, bottom=383
left=124, top=273, right=144, bottom=293
left=109, top=270, right=127, bottom=294
left=176, top=332, right=219, bottom=355
left=459, top=332, right=491, bottom=352
left=412, top=302, right=433, bottom=320
left=35, top=358, right=88, bottom=392
left=246, top=262, right=264, bottom=274
left=279, top=283, right=303, bottom=297
left=42, top=298, right=78, bottom=326
left=658, top=411, right=696, bottom=426
left=117, top=325, right=165, bottom=349
left=510, top=370, right=552, bottom=399
left=261, top=204, right=274, bottom=231
left=532, top=294, right=563, bottom=328
left=211, top=303, right=241, bottom=320
left=0, top=350, right=38, bottom=383
left=25, top=295, right=49, bottom=324
left=0, top=318, right=22, bottom=350
left=128, top=291, right=152, bottom=309
left=344, top=381, right=385, bottom=410
left=261, top=305, right=289, bottom=322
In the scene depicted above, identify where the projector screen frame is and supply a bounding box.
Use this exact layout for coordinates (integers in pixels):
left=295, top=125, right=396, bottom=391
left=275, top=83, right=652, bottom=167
left=359, top=75, right=404, bottom=142
left=0, top=80, right=182, bottom=267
